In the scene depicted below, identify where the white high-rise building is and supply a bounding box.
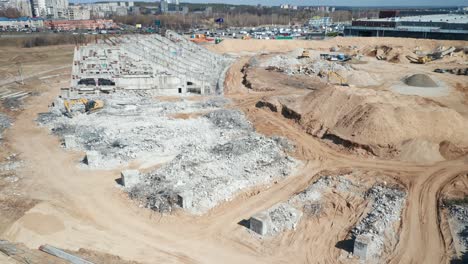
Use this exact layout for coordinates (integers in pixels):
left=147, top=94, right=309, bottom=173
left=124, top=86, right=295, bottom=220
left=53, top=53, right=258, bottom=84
left=45, top=0, right=68, bottom=18
left=31, top=0, right=68, bottom=18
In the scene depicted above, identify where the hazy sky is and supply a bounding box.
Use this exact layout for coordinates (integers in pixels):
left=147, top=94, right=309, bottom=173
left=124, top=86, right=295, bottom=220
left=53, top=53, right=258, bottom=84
left=179, top=0, right=466, bottom=6
left=71, top=0, right=466, bottom=6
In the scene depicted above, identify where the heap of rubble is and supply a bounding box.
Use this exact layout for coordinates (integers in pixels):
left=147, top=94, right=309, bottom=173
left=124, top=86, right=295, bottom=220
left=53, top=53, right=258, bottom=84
left=351, top=184, right=406, bottom=260
left=38, top=91, right=297, bottom=214
left=448, top=204, right=468, bottom=252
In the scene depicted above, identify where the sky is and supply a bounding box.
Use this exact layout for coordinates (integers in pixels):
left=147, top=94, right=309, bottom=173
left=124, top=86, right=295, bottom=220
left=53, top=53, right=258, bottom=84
left=72, top=0, right=467, bottom=6
left=177, top=0, right=466, bottom=6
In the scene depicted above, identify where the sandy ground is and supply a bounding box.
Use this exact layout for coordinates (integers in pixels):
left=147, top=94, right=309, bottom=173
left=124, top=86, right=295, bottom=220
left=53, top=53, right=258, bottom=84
left=0, top=38, right=467, bottom=263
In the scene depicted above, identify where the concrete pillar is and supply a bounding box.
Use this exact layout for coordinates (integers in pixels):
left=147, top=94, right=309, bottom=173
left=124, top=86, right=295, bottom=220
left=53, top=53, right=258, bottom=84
left=85, top=151, right=100, bottom=167
left=353, top=234, right=371, bottom=260
left=177, top=191, right=193, bottom=209
left=63, top=135, right=78, bottom=149
left=121, top=170, right=141, bottom=188
left=249, top=212, right=270, bottom=235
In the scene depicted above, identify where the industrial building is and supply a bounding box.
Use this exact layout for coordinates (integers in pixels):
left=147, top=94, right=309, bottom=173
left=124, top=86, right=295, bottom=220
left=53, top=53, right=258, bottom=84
left=67, top=30, right=231, bottom=96
left=308, top=16, right=332, bottom=28
left=345, top=14, right=468, bottom=40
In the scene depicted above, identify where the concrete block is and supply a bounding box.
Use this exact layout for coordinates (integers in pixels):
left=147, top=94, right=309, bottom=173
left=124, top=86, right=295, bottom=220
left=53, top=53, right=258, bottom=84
left=177, top=191, right=193, bottom=209
left=63, top=135, right=78, bottom=149
left=85, top=151, right=100, bottom=167
left=121, top=170, right=140, bottom=188
left=249, top=212, right=270, bottom=236
left=353, top=234, right=371, bottom=260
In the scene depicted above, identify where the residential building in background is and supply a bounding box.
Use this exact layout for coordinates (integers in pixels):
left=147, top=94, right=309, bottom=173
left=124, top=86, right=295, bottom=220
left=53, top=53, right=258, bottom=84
left=67, top=5, right=90, bottom=20
left=45, top=0, right=68, bottom=19
left=160, top=0, right=168, bottom=13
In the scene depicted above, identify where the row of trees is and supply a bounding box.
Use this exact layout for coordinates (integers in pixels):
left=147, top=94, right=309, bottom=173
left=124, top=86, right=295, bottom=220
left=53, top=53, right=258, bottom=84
left=0, top=7, right=21, bottom=18
left=112, top=6, right=377, bottom=30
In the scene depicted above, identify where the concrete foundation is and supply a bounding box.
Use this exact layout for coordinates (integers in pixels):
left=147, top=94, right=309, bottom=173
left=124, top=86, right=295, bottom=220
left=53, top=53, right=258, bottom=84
left=249, top=212, right=270, bottom=235
left=63, top=135, right=77, bottom=149
left=353, top=234, right=371, bottom=260
left=85, top=151, right=100, bottom=166
left=177, top=191, right=193, bottom=209
left=121, top=170, right=140, bottom=188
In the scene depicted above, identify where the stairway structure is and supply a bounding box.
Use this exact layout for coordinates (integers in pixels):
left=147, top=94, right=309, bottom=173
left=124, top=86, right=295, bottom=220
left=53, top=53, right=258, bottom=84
left=68, top=30, right=232, bottom=96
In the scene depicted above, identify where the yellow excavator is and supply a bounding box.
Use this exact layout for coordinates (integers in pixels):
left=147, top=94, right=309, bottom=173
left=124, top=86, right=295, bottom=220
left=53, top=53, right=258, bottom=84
left=64, top=98, right=104, bottom=118
left=319, top=70, right=349, bottom=86
left=298, top=50, right=310, bottom=59
left=406, top=55, right=432, bottom=64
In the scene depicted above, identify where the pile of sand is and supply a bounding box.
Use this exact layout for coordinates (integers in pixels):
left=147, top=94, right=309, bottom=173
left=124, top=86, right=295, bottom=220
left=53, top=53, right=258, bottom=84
left=258, top=86, right=468, bottom=161
left=346, top=71, right=381, bottom=87
left=404, top=74, right=438, bottom=87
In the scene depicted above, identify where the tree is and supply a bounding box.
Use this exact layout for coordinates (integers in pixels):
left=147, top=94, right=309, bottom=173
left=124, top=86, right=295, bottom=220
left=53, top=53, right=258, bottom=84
left=0, top=8, right=21, bottom=18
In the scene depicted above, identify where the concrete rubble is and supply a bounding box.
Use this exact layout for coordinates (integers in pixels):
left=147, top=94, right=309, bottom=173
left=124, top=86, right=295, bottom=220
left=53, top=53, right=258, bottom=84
left=247, top=175, right=354, bottom=237
left=38, top=91, right=297, bottom=215
left=246, top=173, right=406, bottom=260
left=447, top=204, right=468, bottom=261
left=0, top=113, right=11, bottom=141
left=249, top=203, right=303, bottom=236
left=261, top=53, right=351, bottom=77
left=351, top=184, right=406, bottom=261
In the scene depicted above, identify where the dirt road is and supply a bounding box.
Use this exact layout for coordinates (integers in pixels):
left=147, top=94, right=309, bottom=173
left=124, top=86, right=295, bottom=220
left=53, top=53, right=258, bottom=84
left=1, top=43, right=467, bottom=263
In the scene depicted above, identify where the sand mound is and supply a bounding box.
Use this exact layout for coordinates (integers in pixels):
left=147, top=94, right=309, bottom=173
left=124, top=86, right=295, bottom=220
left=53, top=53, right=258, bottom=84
left=439, top=141, right=468, bottom=160
left=398, top=139, right=444, bottom=163
left=404, top=74, right=438, bottom=87
left=346, top=71, right=381, bottom=87
left=258, top=86, right=468, bottom=160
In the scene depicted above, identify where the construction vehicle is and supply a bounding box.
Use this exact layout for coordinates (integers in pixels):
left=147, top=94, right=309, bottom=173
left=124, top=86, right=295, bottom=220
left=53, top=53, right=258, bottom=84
left=406, top=55, right=433, bottom=64
left=189, top=34, right=214, bottom=44
left=319, top=70, right=349, bottom=86
left=406, top=46, right=455, bottom=64
left=63, top=98, right=104, bottom=118
left=298, top=50, right=310, bottom=59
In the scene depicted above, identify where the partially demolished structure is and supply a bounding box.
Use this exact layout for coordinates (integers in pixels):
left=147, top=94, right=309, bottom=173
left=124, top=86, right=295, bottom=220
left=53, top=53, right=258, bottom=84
left=67, top=30, right=231, bottom=97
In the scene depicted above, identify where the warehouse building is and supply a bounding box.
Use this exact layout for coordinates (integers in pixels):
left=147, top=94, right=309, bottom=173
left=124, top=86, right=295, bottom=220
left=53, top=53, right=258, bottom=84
left=345, top=14, right=468, bottom=40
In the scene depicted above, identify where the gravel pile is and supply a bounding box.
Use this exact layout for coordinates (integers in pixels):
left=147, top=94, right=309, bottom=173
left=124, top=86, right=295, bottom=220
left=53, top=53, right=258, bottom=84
left=39, top=91, right=296, bottom=214
left=404, top=74, right=438, bottom=88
